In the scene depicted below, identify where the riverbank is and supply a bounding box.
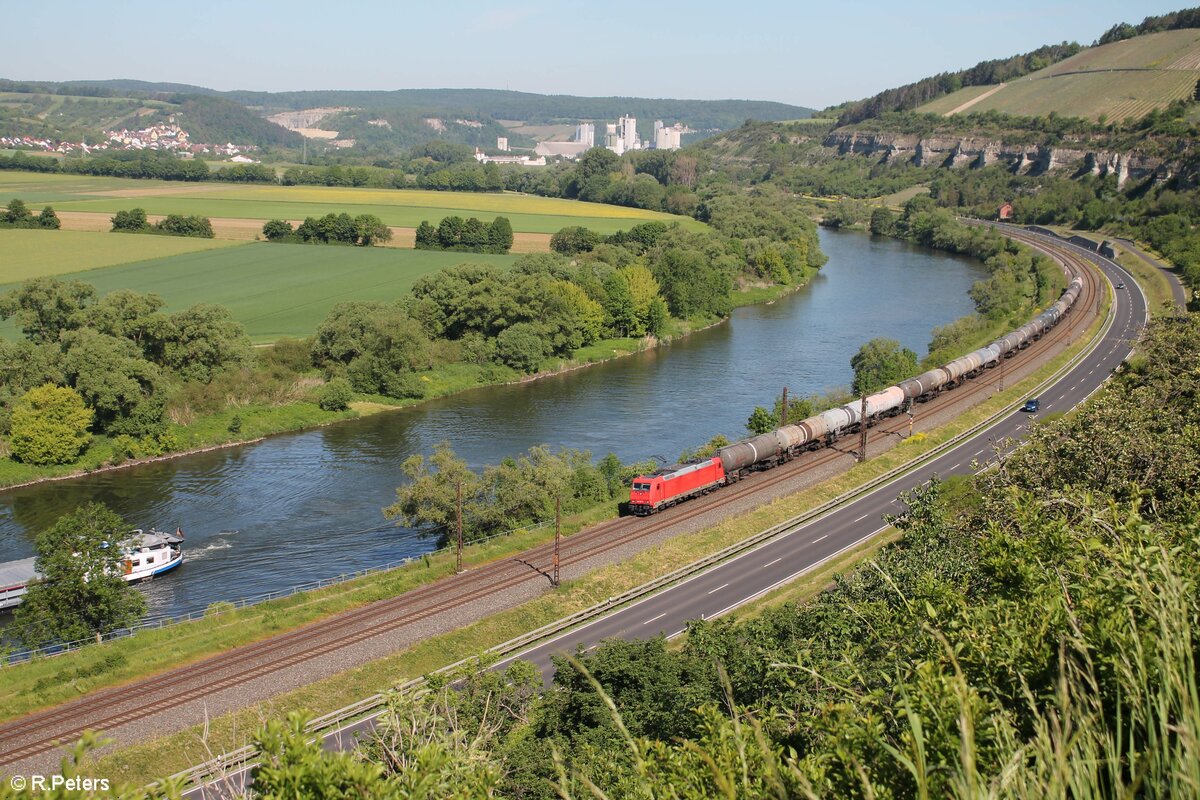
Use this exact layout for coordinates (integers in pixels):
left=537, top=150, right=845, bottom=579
left=0, top=279, right=807, bottom=492
left=24, top=258, right=1108, bottom=784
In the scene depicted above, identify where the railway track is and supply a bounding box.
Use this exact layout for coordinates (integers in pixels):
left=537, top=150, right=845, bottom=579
left=0, top=233, right=1102, bottom=769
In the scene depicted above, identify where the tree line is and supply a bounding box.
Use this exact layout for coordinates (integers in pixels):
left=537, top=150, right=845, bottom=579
left=0, top=150, right=274, bottom=183
left=262, top=213, right=392, bottom=246
left=110, top=207, right=214, bottom=238
left=414, top=215, right=513, bottom=253
left=1, top=198, right=60, bottom=229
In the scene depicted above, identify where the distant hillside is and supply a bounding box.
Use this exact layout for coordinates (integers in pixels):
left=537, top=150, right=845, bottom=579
left=0, top=82, right=301, bottom=148
left=167, top=95, right=301, bottom=148
left=916, top=28, right=1200, bottom=121
left=220, top=88, right=814, bottom=136
left=834, top=6, right=1200, bottom=125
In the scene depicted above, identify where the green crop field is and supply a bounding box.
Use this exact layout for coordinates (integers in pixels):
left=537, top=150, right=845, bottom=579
left=918, top=29, right=1200, bottom=121
left=0, top=241, right=515, bottom=342
left=0, top=229, right=244, bottom=283
left=0, top=172, right=703, bottom=235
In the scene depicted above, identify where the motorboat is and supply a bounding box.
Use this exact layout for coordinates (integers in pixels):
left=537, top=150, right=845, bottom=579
left=0, top=528, right=183, bottom=610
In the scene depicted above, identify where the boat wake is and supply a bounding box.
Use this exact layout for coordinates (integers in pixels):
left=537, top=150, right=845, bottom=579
left=186, top=539, right=233, bottom=561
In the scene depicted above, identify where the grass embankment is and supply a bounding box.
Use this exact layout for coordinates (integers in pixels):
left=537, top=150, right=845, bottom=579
left=0, top=229, right=244, bottom=283
left=58, top=281, right=1111, bottom=785
left=1118, top=250, right=1176, bottom=312
left=0, top=171, right=705, bottom=236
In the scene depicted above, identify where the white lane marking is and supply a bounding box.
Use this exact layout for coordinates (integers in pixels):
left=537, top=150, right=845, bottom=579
left=950, top=462, right=961, bottom=470
left=975, top=449, right=984, bottom=456
left=708, top=525, right=890, bottom=619
left=813, top=534, right=828, bottom=543
left=642, top=612, right=666, bottom=625
left=854, top=513, right=869, bottom=522
left=707, top=583, right=729, bottom=595
left=763, top=557, right=782, bottom=568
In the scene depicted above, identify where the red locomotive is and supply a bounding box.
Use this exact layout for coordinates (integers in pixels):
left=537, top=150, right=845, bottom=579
left=629, top=457, right=725, bottom=515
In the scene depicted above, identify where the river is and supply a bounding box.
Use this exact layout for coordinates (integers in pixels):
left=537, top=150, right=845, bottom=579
left=0, top=229, right=987, bottom=619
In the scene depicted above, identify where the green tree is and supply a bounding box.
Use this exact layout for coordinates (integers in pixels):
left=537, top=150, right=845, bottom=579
left=110, top=208, right=149, bottom=232
left=353, top=214, right=392, bottom=246
left=619, top=264, right=661, bottom=333
left=601, top=272, right=638, bottom=337
left=645, top=295, right=669, bottom=337
left=154, top=214, right=214, bottom=238
left=0, top=276, right=95, bottom=344
left=159, top=304, right=253, bottom=382
left=4, top=198, right=33, bottom=225
left=870, top=207, right=898, bottom=236
left=317, top=377, right=354, bottom=411
left=78, top=289, right=168, bottom=357
left=488, top=216, right=514, bottom=253
left=37, top=205, right=61, bottom=229
left=550, top=225, right=601, bottom=255
left=13, top=502, right=147, bottom=648
left=850, top=337, right=919, bottom=396
left=437, top=215, right=466, bottom=248
left=495, top=322, right=549, bottom=373
left=312, top=301, right=392, bottom=366
left=384, top=442, right=483, bottom=541
left=262, top=219, right=294, bottom=241
left=8, top=384, right=92, bottom=465
left=414, top=220, right=437, bottom=249
left=60, top=328, right=162, bottom=435
left=746, top=406, right=778, bottom=434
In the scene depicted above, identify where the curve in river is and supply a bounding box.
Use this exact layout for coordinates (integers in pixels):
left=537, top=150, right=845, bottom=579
left=0, top=229, right=986, bottom=618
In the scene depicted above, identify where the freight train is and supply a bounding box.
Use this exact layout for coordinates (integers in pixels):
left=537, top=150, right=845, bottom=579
left=628, top=276, right=1084, bottom=515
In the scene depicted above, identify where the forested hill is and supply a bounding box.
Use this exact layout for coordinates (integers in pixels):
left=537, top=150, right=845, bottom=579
left=1, top=80, right=812, bottom=133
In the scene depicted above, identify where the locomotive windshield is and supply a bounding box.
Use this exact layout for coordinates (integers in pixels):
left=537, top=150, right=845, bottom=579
left=633, top=482, right=651, bottom=491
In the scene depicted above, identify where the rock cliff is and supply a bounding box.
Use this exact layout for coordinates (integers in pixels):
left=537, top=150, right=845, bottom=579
left=825, top=130, right=1171, bottom=186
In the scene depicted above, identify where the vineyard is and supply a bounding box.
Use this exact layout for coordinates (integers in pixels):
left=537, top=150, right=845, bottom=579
left=918, top=29, right=1200, bottom=122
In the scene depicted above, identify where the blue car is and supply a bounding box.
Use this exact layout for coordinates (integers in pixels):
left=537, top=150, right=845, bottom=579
left=1021, top=398, right=1040, bottom=412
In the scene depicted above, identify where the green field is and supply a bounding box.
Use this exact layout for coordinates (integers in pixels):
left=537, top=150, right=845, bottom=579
left=0, top=241, right=515, bottom=342
left=0, top=172, right=704, bottom=235
left=0, top=229, right=244, bottom=282
left=918, top=29, right=1200, bottom=121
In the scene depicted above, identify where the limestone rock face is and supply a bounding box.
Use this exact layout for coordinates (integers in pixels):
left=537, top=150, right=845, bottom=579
left=823, top=130, right=1167, bottom=187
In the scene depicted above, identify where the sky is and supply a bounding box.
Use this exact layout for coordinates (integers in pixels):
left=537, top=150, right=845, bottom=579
left=0, top=0, right=1189, bottom=109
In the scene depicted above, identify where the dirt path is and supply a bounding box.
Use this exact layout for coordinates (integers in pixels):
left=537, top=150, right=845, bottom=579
left=946, top=82, right=1007, bottom=115
left=55, top=211, right=552, bottom=253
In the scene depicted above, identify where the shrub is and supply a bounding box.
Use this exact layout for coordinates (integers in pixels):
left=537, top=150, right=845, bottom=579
left=550, top=225, right=602, bottom=255
left=495, top=323, right=550, bottom=373
left=111, top=208, right=149, bottom=232
left=262, top=219, right=294, bottom=241
left=318, top=377, right=354, bottom=411
left=9, top=384, right=93, bottom=465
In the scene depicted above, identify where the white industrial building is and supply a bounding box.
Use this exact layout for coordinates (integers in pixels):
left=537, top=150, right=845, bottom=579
left=653, top=121, right=683, bottom=150
left=575, top=122, right=594, bottom=147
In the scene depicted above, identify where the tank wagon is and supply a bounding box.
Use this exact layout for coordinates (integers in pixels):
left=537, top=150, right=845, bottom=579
left=628, top=277, right=1083, bottom=515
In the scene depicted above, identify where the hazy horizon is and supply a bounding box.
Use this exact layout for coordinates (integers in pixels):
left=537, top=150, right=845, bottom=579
left=1, top=0, right=1188, bottom=109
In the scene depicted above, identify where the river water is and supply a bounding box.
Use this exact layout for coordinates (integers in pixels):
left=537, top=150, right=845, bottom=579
left=0, top=229, right=986, bottom=618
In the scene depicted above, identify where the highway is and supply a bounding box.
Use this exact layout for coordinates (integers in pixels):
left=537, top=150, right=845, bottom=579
left=179, top=231, right=1146, bottom=797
